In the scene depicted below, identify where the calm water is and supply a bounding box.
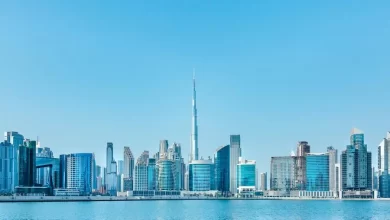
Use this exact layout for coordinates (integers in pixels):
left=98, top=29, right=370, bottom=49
left=0, top=200, right=389, bottom=220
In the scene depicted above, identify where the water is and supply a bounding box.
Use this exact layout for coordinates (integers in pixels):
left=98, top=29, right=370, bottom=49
left=0, top=200, right=389, bottom=220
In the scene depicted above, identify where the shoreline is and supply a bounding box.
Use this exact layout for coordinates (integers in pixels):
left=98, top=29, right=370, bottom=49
left=0, top=196, right=389, bottom=203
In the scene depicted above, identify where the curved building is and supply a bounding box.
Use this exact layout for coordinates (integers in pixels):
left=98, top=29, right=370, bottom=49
left=215, top=145, right=230, bottom=194
left=157, top=159, right=175, bottom=191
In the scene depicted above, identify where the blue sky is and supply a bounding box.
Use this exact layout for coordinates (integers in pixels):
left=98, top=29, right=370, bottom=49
left=1, top=1, right=390, bottom=172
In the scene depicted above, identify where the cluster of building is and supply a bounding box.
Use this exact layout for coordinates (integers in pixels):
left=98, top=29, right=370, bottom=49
left=1, top=75, right=390, bottom=199
left=269, top=129, right=390, bottom=199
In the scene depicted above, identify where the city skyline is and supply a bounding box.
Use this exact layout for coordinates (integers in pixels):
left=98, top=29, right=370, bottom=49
left=1, top=1, right=390, bottom=174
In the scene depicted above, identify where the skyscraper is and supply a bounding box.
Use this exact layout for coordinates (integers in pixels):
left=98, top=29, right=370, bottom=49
left=297, top=141, right=310, bottom=157
left=230, top=135, right=241, bottom=194
left=327, top=146, right=338, bottom=192
left=190, top=72, right=198, bottom=162
left=159, top=140, right=169, bottom=159
left=215, top=145, right=230, bottom=194
left=106, top=142, right=117, bottom=195
left=0, top=141, right=15, bottom=192
left=237, top=157, right=256, bottom=197
left=270, top=156, right=303, bottom=192
left=117, top=160, right=124, bottom=176
left=260, top=172, right=267, bottom=191
left=18, top=139, right=36, bottom=187
left=4, top=131, right=24, bottom=191
left=65, top=153, right=95, bottom=195
left=134, top=151, right=149, bottom=191
left=147, top=158, right=156, bottom=190
left=123, top=146, right=134, bottom=179
left=341, top=128, right=372, bottom=191
left=378, top=132, right=390, bottom=197
left=296, top=141, right=310, bottom=190
left=306, top=153, right=329, bottom=191
left=189, top=159, right=214, bottom=191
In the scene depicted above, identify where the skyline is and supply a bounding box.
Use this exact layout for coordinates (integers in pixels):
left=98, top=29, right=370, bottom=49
left=1, top=1, right=390, bottom=172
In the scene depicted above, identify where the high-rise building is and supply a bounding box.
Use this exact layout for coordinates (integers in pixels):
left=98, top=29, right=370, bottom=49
left=65, top=153, right=95, bottom=195
left=168, top=143, right=185, bottom=190
left=18, top=139, right=36, bottom=187
left=117, top=160, right=124, bottom=176
left=36, top=147, right=53, bottom=158
left=327, top=146, right=338, bottom=192
left=378, top=132, right=390, bottom=198
left=157, top=159, right=175, bottom=191
left=270, top=156, right=303, bottom=191
left=260, top=172, right=267, bottom=191
left=341, top=128, right=372, bottom=191
left=4, top=131, right=24, bottom=191
left=123, top=147, right=134, bottom=179
left=296, top=141, right=309, bottom=190
left=36, top=146, right=56, bottom=189
left=134, top=151, right=149, bottom=191
left=215, top=145, right=230, bottom=194
left=190, top=73, right=198, bottom=162
left=159, top=140, right=169, bottom=159
left=306, top=153, right=329, bottom=191
left=237, top=157, right=256, bottom=197
left=147, top=158, right=156, bottom=190
left=230, top=135, right=241, bottom=194
left=0, top=141, right=15, bottom=192
left=59, top=154, right=68, bottom=188
left=189, top=159, right=214, bottom=191
left=106, top=142, right=117, bottom=195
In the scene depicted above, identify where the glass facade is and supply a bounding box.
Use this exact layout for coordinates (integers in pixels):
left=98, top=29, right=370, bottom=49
left=66, top=153, right=95, bottom=195
left=270, top=156, right=302, bottom=191
left=4, top=131, right=24, bottom=191
left=36, top=157, right=60, bottom=189
left=0, top=141, right=14, bottom=193
left=215, top=145, right=230, bottom=193
left=189, top=160, right=214, bottom=191
left=157, top=159, right=174, bottom=191
left=237, top=160, right=256, bottom=187
left=18, top=140, right=36, bottom=187
left=230, top=135, right=241, bottom=194
left=147, top=158, right=156, bottom=190
left=134, top=151, right=149, bottom=191
left=306, top=153, right=329, bottom=191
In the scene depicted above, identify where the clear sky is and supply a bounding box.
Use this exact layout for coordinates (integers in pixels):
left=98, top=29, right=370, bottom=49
left=1, top=1, right=390, bottom=173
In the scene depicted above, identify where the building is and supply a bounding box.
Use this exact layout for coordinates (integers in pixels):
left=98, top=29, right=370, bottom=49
left=4, top=131, right=24, bottom=191
left=230, top=135, right=241, bottom=194
left=270, top=156, right=303, bottom=192
left=123, top=146, right=134, bottom=191
left=306, top=153, right=329, bottom=191
left=189, top=159, right=214, bottom=191
left=215, top=145, right=230, bottom=195
left=59, top=154, right=68, bottom=188
left=190, top=73, right=199, bottom=163
left=147, top=158, right=156, bottom=190
left=117, top=160, right=124, bottom=176
left=64, top=153, right=95, bottom=195
left=36, top=157, right=60, bottom=189
left=296, top=141, right=310, bottom=190
left=106, top=142, right=117, bottom=195
left=237, top=157, right=256, bottom=197
left=168, top=143, right=185, bottom=190
left=341, top=128, right=372, bottom=198
left=327, top=146, right=338, bottom=192
left=36, top=147, right=53, bottom=158
left=378, top=132, right=390, bottom=198
left=260, top=172, right=267, bottom=191
left=0, top=141, right=15, bottom=193
left=157, top=159, right=175, bottom=191
left=159, top=140, right=169, bottom=159
left=134, top=151, right=149, bottom=191
left=18, top=139, right=36, bottom=187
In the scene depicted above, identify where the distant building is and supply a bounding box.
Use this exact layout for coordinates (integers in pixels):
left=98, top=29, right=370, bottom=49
left=341, top=128, right=372, bottom=198
left=4, top=131, right=24, bottom=191
left=18, top=139, right=36, bottom=187
left=0, top=141, right=15, bottom=193
left=378, top=132, right=390, bottom=198
left=237, top=157, right=256, bottom=197
left=157, top=159, right=175, bottom=190
left=64, top=153, right=95, bottom=195
left=230, top=135, right=241, bottom=194
left=189, top=159, right=214, bottom=191
left=296, top=141, right=310, bottom=157
left=36, top=147, right=53, bottom=158
left=270, top=156, right=304, bottom=191
left=36, top=157, right=60, bottom=189
left=327, top=146, right=338, bottom=192
left=260, top=172, right=267, bottom=191
left=147, top=158, right=156, bottom=190
left=134, top=151, right=149, bottom=191
left=306, top=153, right=329, bottom=191
left=117, top=160, right=124, bottom=176
left=106, top=142, right=117, bottom=195
left=296, top=141, right=310, bottom=190
left=215, top=145, right=230, bottom=194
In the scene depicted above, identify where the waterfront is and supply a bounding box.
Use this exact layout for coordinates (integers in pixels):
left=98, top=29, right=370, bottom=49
left=0, top=200, right=389, bottom=220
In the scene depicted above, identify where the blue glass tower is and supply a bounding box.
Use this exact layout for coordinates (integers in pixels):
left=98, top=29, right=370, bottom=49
left=306, top=153, right=329, bottom=191
left=215, top=145, right=230, bottom=194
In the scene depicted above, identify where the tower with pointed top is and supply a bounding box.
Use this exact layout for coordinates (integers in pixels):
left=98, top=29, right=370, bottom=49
left=190, top=71, right=199, bottom=162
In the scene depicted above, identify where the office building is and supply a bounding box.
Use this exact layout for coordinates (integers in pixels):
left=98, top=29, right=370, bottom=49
left=230, top=135, right=241, bottom=194
left=59, top=154, right=68, bottom=188
left=18, top=139, right=36, bottom=187
left=237, top=157, right=256, bottom=197
left=190, top=73, right=199, bottom=163
left=65, top=153, right=95, bottom=195
left=260, top=172, right=267, bottom=191
left=215, top=145, right=230, bottom=194
left=36, top=157, right=60, bottom=189
left=306, top=153, right=329, bottom=191
left=36, top=147, right=53, bottom=158
left=341, top=128, right=372, bottom=198
left=4, top=131, right=24, bottom=191
left=134, top=151, right=149, bottom=191
left=106, top=142, right=117, bottom=195
left=378, top=132, right=390, bottom=198
left=168, top=143, right=185, bottom=190
left=270, top=156, right=303, bottom=191
left=123, top=146, right=134, bottom=179
left=296, top=141, right=309, bottom=190
left=327, top=146, right=338, bottom=192
left=147, top=158, right=156, bottom=190
left=117, top=160, right=124, bottom=176
left=0, top=141, right=15, bottom=193
left=157, top=159, right=175, bottom=191
left=159, top=140, right=169, bottom=159
left=189, top=159, right=214, bottom=191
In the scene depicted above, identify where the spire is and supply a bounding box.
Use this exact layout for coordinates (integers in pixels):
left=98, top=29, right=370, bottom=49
left=191, top=69, right=198, bottom=162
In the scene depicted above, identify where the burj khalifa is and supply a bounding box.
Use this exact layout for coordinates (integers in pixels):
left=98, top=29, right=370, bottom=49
left=190, top=71, right=198, bottom=162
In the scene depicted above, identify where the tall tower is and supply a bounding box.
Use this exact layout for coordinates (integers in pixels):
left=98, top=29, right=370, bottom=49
left=191, top=71, right=198, bottom=162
